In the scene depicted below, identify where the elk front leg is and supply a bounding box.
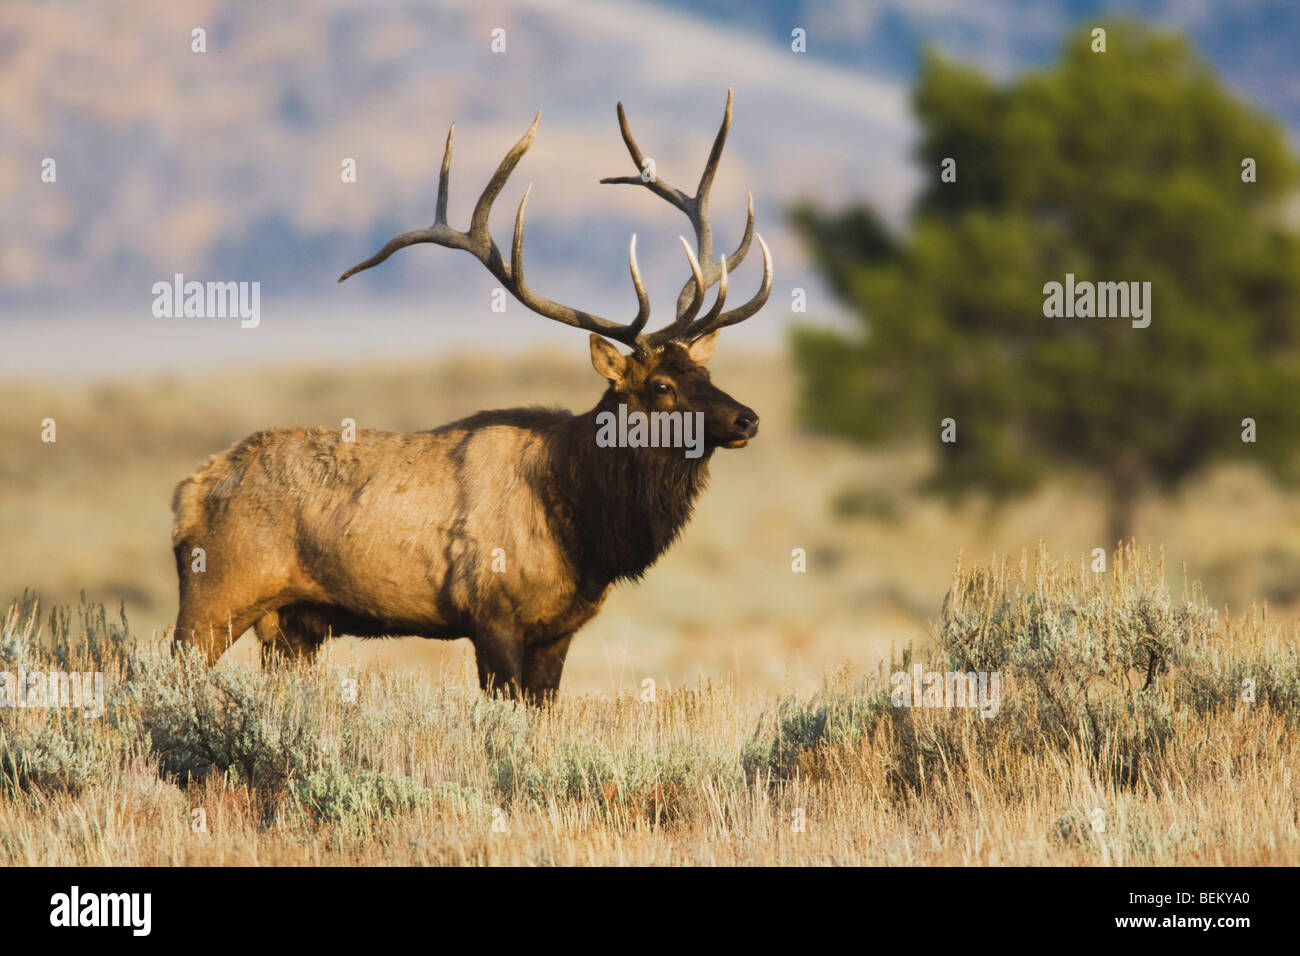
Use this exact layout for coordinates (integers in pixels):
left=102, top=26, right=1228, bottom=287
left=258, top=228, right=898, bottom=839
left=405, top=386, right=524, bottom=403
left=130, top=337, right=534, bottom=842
left=472, top=626, right=524, bottom=699
left=174, top=599, right=264, bottom=665
left=523, top=634, right=573, bottom=704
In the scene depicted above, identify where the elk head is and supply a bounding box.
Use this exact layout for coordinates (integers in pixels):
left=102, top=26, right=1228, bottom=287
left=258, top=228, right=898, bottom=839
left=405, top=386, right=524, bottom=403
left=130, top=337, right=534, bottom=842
left=589, top=333, right=759, bottom=450
left=338, top=89, right=771, bottom=450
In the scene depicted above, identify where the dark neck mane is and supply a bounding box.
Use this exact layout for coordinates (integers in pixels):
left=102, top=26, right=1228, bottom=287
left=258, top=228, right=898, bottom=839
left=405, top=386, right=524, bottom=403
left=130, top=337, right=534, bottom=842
left=548, top=397, right=712, bottom=586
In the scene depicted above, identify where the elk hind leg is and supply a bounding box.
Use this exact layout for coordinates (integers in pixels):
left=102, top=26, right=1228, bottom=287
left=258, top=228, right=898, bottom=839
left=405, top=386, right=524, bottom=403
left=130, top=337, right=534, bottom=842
left=473, top=626, right=524, bottom=699
left=522, top=634, right=574, bottom=704
left=255, top=604, right=328, bottom=667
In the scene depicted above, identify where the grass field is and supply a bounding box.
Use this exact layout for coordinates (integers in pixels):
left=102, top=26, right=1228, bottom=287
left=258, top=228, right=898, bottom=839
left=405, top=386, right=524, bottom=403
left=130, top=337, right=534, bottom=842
left=5, top=350, right=1300, bottom=696
left=2, top=351, right=1299, bottom=864
left=2, top=544, right=1297, bottom=865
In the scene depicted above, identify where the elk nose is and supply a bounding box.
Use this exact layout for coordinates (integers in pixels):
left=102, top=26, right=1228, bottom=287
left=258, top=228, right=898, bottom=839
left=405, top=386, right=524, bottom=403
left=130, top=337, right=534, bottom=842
left=733, top=409, right=759, bottom=437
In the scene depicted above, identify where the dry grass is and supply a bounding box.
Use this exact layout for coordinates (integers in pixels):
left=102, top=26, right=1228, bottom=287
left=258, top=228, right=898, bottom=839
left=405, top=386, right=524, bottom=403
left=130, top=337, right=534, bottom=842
left=3, top=351, right=1299, bottom=863
left=6, top=350, right=1300, bottom=698
left=2, top=544, right=1296, bottom=865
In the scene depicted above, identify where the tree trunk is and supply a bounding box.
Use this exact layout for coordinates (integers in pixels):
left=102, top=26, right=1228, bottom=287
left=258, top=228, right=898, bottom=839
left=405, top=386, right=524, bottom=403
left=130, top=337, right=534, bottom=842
left=1108, top=452, right=1142, bottom=547
left=1109, top=481, right=1136, bottom=547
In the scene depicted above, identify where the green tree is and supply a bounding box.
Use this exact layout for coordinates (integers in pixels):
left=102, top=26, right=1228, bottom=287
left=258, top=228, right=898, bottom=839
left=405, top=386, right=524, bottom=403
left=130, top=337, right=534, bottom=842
left=793, top=22, right=1300, bottom=543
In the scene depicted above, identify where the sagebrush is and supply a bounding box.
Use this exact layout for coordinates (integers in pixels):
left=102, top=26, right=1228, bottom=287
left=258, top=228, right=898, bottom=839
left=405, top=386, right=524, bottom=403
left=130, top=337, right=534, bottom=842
left=1, top=544, right=1297, bottom=864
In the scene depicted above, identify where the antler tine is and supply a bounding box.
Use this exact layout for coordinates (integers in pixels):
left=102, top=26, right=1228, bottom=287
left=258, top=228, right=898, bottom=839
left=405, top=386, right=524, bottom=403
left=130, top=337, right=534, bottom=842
left=600, top=89, right=766, bottom=345
left=340, top=112, right=652, bottom=348
left=337, top=123, right=469, bottom=284
left=626, top=234, right=651, bottom=338
left=670, top=189, right=754, bottom=317
left=336, top=225, right=456, bottom=284
left=600, top=103, right=691, bottom=212
left=686, top=255, right=728, bottom=337
left=685, top=233, right=772, bottom=340
left=644, top=238, right=706, bottom=350
left=337, top=118, right=507, bottom=285
left=510, top=185, right=647, bottom=345
left=470, top=112, right=540, bottom=254
left=694, top=87, right=732, bottom=228
left=435, top=123, right=454, bottom=225
left=726, top=192, right=755, bottom=271
left=673, top=190, right=754, bottom=319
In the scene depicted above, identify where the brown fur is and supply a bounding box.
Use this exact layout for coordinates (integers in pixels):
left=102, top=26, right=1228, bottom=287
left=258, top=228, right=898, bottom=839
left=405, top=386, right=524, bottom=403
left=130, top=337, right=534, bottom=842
left=171, top=335, right=758, bottom=700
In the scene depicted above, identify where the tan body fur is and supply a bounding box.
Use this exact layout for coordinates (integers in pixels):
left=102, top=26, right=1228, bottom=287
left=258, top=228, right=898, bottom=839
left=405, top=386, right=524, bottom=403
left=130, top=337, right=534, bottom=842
left=173, top=418, right=604, bottom=692
left=172, top=92, right=769, bottom=699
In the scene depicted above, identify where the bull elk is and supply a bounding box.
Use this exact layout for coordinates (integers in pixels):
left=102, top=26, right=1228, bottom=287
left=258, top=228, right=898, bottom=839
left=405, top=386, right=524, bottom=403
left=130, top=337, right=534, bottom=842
left=170, top=91, right=771, bottom=699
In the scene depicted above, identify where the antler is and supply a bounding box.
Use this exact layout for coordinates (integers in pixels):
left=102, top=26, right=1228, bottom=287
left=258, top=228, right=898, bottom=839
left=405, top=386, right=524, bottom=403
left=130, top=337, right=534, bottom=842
left=339, top=93, right=770, bottom=352
left=338, top=115, right=672, bottom=348
left=600, top=88, right=772, bottom=346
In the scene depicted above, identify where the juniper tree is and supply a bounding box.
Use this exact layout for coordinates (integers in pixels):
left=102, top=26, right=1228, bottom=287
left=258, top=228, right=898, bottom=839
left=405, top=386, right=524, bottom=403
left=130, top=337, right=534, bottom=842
left=792, top=22, right=1300, bottom=543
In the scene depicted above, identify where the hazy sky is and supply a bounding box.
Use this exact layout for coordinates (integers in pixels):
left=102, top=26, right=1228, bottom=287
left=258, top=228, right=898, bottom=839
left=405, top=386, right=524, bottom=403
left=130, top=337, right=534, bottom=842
left=3, top=0, right=1297, bottom=378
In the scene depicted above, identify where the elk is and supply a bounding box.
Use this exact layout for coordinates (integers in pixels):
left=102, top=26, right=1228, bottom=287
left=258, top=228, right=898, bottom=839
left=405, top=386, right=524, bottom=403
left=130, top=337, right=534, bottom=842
left=170, top=91, right=771, bottom=700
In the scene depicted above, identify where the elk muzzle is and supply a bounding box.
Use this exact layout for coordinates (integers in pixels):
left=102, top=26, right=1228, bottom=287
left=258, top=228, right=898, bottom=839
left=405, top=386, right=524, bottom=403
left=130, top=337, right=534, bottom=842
left=716, top=401, right=759, bottom=449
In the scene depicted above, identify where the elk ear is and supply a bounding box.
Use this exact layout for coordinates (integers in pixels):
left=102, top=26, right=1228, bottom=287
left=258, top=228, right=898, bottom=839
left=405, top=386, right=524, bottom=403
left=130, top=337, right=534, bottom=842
left=589, top=334, right=629, bottom=386
left=686, top=330, right=720, bottom=365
